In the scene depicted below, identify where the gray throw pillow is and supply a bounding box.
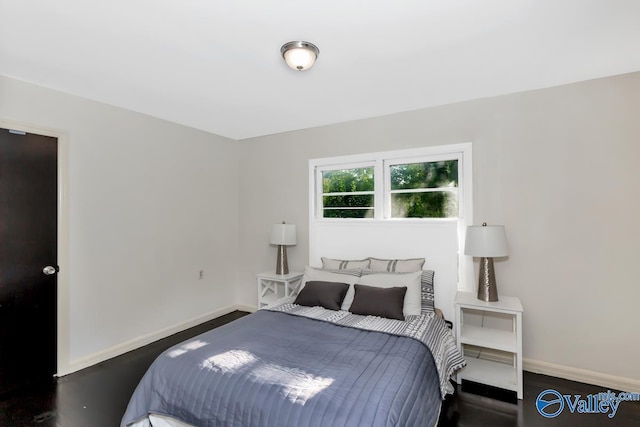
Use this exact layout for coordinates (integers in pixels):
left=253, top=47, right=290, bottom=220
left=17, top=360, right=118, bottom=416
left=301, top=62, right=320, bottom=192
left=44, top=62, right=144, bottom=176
left=294, top=281, right=350, bottom=311
left=349, top=284, right=407, bottom=320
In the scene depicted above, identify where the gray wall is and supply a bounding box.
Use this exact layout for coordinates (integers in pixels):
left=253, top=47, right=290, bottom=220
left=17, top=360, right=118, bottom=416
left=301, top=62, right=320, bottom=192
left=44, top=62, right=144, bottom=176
left=238, top=72, right=640, bottom=383
left=1, top=75, right=239, bottom=372
left=3, top=70, right=638, bottom=386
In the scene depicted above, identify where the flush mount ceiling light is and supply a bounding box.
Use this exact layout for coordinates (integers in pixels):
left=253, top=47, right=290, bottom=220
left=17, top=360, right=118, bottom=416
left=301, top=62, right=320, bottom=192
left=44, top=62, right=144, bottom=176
left=280, top=41, right=320, bottom=71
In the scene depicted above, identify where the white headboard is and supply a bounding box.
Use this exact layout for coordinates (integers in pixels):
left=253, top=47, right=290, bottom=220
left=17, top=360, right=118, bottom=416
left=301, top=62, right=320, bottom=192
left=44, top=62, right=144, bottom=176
left=309, top=220, right=465, bottom=321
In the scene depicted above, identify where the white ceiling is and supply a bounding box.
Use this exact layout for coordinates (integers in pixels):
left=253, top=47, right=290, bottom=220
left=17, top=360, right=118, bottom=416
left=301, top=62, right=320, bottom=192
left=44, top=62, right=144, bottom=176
left=1, top=1, right=639, bottom=140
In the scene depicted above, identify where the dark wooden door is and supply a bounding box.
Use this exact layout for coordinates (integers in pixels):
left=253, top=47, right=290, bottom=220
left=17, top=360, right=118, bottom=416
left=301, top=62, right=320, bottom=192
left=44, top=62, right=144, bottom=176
left=0, top=128, right=58, bottom=395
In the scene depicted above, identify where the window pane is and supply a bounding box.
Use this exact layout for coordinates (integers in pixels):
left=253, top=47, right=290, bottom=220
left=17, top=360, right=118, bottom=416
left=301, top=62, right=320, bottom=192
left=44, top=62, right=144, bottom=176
left=323, top=194, right=374, bottom=208
left=323, top=167, right=374, bottom=193
left=323, top=209, right=374, bottom=219
left=391, top=191, right=458, bottom=218
left=390, top=160, right=458, bottom=190
left=321, top=167, right=374, bottom=219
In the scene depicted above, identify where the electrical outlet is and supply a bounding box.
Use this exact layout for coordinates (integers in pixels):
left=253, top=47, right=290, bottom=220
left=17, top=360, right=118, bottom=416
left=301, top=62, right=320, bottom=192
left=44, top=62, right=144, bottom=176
left=199, top=270, right=204, bottom=280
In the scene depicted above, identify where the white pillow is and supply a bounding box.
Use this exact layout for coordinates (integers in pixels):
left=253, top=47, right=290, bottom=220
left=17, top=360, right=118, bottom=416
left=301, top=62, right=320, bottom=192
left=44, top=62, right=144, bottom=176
left=343, top=270, right=422, bottom=316
left=300, top=266, right=360, bottom=293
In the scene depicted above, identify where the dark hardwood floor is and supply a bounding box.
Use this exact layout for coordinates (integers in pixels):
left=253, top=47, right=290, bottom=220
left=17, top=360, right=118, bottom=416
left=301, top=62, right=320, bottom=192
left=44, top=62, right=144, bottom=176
left=0, top=311, right=248, bottom=427
left=1, top=310, right=638, bottom=426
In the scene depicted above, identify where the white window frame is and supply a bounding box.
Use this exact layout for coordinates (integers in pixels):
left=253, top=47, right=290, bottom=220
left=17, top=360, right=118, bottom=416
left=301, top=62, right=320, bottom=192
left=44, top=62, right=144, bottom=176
left=384, top=152, right=463, bottom=220
left=315, top=161, right=377, bottom=219
left=310, top=143, right=472, bottom=223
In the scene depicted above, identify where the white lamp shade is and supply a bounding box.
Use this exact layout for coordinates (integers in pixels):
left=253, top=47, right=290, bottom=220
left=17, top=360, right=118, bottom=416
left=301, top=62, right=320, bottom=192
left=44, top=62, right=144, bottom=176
left=464, top=225, right=509, bottom=257
left=283, top=47, right=317, bottom=71
left=270, top=223, right=297, bottom=245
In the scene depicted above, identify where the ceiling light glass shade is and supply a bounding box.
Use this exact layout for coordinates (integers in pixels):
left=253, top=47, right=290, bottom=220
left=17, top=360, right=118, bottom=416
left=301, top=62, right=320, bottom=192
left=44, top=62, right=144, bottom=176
left=281, top=41, right=319, bottom=71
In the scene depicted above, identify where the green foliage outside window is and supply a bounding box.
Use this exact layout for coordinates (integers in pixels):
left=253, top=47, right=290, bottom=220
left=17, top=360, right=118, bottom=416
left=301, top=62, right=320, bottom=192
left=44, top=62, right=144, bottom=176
left=322, top=167, right=374, bottom=218
left=322, top=168, right=374, bottom=193
left=320, top=160, right=459, bottom=219
left=390, top=160, right=458, bottom=190
left=390, top=160, right=458, bottom=218
left=391, top=192, right=457, bottom=218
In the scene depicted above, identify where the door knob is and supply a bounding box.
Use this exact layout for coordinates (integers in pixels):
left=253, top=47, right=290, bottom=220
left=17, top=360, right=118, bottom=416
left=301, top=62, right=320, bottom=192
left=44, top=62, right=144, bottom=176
left=43, top=265, right=59, bottom=275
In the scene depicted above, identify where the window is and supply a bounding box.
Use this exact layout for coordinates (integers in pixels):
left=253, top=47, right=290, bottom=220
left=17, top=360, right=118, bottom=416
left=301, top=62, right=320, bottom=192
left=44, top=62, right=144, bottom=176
left=321, top=166, right=375, bottom=218
left=310, top=144, right=470, bottom=221
left=387, top=159, right=459, bottom=219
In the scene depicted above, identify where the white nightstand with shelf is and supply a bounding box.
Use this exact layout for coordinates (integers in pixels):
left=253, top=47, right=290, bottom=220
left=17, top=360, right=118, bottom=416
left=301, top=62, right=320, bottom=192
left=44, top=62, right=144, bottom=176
left=454, top=291, right=524, bottom=399
left=257, top=271, right=304, bottom=308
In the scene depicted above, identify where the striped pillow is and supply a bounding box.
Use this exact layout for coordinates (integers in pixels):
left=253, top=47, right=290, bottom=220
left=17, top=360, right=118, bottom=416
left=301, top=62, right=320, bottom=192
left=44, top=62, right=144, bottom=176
left=368, top=257, right=425, bottom=273
left=321, top=257, right=371, bottom=270
left=420, top=270, right=435, bottom=315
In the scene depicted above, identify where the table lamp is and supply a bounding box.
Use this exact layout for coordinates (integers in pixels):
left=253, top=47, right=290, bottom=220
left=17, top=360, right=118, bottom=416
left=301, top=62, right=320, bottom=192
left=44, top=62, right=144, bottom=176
left=270, top=222, right=296, bottom=275
left=464, top=222, right=509, bottom=302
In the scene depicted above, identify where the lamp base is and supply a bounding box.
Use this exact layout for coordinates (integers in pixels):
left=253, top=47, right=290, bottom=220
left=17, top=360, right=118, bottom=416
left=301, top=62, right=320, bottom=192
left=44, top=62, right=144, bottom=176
left=477, top=257, right=499, bottom=302
left=275, top=245, right=289, bottom=275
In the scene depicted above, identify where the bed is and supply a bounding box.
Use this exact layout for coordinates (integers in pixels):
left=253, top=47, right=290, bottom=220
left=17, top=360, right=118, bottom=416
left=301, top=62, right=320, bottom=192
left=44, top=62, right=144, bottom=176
left=121, top=260, right=465, bottom=427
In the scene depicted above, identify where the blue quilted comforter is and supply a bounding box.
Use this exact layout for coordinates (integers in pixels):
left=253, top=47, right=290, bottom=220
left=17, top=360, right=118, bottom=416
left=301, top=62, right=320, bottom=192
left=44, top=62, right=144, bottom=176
left=121, top=310, right=443, bottom=427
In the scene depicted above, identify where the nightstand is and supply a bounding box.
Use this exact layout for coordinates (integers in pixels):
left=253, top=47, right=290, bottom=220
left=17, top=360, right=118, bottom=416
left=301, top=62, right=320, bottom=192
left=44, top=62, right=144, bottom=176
left=256, top=271, right=304, bottom=308
left=454, top=291, right=524, bottom=399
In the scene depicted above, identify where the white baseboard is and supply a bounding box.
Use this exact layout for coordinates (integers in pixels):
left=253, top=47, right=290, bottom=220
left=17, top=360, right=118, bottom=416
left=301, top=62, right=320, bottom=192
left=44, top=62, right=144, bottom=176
left=236, top=304, right=258, bottom=313
left=463, top=347, right=639, bottom=393
left=524, top=358, right=640, bottom=394
left=59, top=304, right=249, bottom=376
